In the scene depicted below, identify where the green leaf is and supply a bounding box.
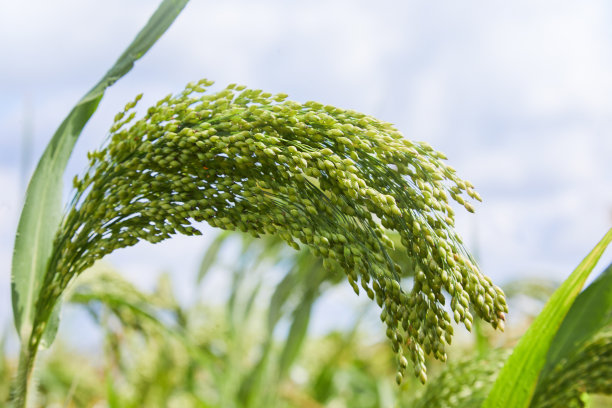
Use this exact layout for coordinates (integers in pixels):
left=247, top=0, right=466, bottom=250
left=530, top=261, right=612, bottom=404
left=311, top=309, right=366, bottom=404
left=276, top=258, right=330, bottom=379
left=227, top=266, right=248, bottom=329
left=242, top=280, right=262, bottom=322
left=278, top=290, right=315, bottom=379
left=105, top=368, right=121, bottom=408
left=39, top=298, right=62, bottom=349
left=11, top=0, right=189, bottom=344
left=267, top=268, right=298, bottom=332
left=237, top=343, right=271, bottom=407
left=482, top=228, right=612, bottom=408
left=541, top=261, right=612, bottom=377
left=196, top=231, right=230, bottom=284
left=0, top=332, right=7, bottom=378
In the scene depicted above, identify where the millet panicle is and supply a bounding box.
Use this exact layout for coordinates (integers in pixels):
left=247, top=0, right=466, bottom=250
left=36, top=79, right=507, bottom=382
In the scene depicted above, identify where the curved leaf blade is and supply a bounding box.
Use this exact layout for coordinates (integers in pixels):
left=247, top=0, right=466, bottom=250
left=278, top=290, right=315, bottom=379
left=533, top=261, right=612, bottom=397
left=196, top=231, right=231, bottom=284
left=483, top=228, right=612, bottom=408
left=11, top=0, right=190, bottom=344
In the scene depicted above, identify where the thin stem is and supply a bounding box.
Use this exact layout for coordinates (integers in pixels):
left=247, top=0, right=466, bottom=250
left=10, top=346, right=38, bottom=408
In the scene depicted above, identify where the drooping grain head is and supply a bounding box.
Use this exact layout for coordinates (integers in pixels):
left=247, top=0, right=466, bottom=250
left=38, top=79, right=507, bottom=382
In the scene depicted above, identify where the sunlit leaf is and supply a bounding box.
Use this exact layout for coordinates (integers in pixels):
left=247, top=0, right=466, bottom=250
left=530, top=262, right=612, bottom=406
left=540, top=262, right=612, bottom=375
left=482, top=228, right=612, bottom=408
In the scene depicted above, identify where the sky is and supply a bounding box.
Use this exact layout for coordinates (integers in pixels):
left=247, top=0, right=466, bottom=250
left=1, top=0, right=612, bottom=348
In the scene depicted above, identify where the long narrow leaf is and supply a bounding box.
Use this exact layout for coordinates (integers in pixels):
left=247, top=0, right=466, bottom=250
left=482, top=228, right=612, bottom=408
left=541, top=261, right=612, bottom=375
left=11, top=0, right=189, bottom=344
left=267, top=269, right=298, bottom=332
left=278, top=290, right=316, bottom=379
left=278, top=263, right=327, bottom=379
left=530, top=261, right=612, bottom=404
left=196, top=231, right=231, bottom=284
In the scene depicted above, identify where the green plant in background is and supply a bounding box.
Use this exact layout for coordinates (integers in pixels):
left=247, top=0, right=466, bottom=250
left=3, top=229, right=612, bottom=407
left=413, top=349, right=511, bottom=408
left=13, top=235, right=398, bottom=408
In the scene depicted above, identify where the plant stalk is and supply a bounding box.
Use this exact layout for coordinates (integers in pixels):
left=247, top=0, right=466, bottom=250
left=11, top=346, right=38, bottom=408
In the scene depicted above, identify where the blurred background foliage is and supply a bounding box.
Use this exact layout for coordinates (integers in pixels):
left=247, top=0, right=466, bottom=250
left=1, top=232, right=611, bottom=407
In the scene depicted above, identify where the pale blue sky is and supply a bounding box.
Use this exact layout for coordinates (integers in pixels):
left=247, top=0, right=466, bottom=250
left=1, top=0, right=611, bottom=345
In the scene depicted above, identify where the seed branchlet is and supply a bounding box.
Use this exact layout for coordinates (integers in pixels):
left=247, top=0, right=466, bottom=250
left=531, top=329, right=612, bottom=407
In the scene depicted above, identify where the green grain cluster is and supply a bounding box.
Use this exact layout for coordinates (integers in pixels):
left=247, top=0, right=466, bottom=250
left=34, top=79, right=507, bottom=382
left=414, top=349, right=511, bottom=408
left=531, top=329, right=612, bottom=408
